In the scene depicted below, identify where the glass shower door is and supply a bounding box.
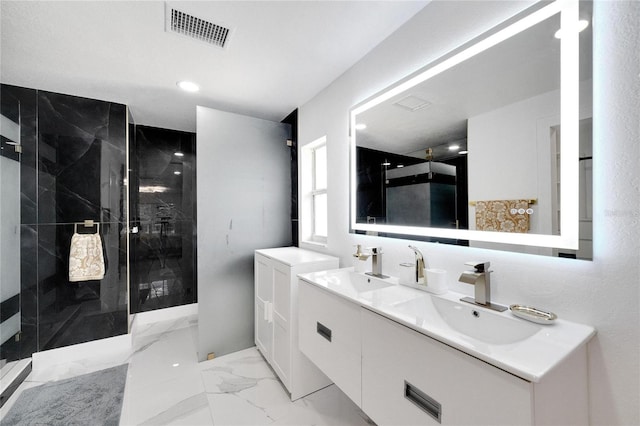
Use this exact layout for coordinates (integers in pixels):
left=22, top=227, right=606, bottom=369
left=0, top=92, right=30, bottom=406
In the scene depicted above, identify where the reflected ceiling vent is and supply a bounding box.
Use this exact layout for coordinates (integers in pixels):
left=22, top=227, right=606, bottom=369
left=393, top=95, right=432, bottom=112
left=165, top=5, right=231, bottom=48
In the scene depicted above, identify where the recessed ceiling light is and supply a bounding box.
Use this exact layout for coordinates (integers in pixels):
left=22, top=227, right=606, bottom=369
left=174, top=171, right=182, bottom=175
left=459, top=150, right=469, bottom=155
left=174, top=151, right=184, bottom=157
left=382, top=161, right=391, bottom=166
left=177, top=81, right=200, bottom=92
left=397, top=164, right=404, bottom=168
left=448, top=144, right=460, bottom=151
left=355, top=123, right=367, bottom=130
left=554, top=20, right=589, bottom=39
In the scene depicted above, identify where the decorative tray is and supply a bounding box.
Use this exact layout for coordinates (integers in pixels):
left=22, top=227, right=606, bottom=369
left=510, top=304, right=557, bottom=324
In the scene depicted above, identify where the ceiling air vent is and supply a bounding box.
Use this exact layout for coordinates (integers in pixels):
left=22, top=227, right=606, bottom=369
left=393, top=95, right=432, bottom=112
left=166, top=6, right=231, bottom=48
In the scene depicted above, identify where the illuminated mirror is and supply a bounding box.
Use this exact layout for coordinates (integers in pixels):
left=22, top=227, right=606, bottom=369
left=350, top=0, right=593, bottom=259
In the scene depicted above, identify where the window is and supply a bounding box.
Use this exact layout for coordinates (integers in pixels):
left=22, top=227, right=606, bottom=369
left=301, top=137, right=328, bottom=244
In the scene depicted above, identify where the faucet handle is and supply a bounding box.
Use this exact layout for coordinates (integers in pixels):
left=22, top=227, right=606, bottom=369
left=464, top=261, right=490, bottom=272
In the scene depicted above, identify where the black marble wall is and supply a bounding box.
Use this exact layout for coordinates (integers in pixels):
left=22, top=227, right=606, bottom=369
left=282, top=109, right=298, bottom=246
left=0, top=84, right=128, bottom=361
left=131, top=125, right=196, bottom=313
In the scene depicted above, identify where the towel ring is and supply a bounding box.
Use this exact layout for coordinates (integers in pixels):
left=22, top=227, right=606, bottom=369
left=74, top=221, right=100, bottom=234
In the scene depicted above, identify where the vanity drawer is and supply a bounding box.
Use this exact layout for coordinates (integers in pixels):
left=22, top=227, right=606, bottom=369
left=361, top=308, right=533, bottom=426
left=298, top=280, right=362, bottom=406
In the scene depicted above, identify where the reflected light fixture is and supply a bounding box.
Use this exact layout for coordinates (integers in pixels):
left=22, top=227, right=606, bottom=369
left=554, top=19, right=589, bottom=39
left=140, top=185, right=169, bottom=193
left=459, top=150, right=469, bottom=155
left=174, top=171, right=182, bottom=175
left=174, top=151, right=184, bottom=157
left=448, top=144, right=460, bottom=151
left=177, top=80, right=200, bottom=92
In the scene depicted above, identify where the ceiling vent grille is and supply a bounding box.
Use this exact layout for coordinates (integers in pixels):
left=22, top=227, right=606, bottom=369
left=393, top=95, right=432, bottom=112
left=167, top=7, right=230, bottom=48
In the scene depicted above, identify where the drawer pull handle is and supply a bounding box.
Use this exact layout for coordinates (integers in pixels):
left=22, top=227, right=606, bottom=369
left=316, top=322, right=332, bottom=342
left=404, top=381, right=441, bottom=423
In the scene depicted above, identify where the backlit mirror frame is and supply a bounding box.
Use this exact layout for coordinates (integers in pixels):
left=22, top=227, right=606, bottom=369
left=350, top=0, right=581, bottom=250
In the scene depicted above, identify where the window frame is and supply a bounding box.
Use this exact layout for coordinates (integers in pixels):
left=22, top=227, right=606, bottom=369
left=301, top=136, right=328, bottom=245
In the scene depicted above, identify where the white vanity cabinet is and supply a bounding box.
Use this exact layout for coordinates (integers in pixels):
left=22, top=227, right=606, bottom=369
left=297, top=271, right=590, bottom=425
left=298, top=280, right=363, bottom=407
left=254, top=247, right=338, bottom=400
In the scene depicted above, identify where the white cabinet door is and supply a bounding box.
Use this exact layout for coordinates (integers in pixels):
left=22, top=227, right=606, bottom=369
left=298, top=281, right=362, bottom=407
left=271, top=262, right=291, bottom=387
left=361, top=308, right=533, bottom=426
left=254, top=254, right=273, bottom=361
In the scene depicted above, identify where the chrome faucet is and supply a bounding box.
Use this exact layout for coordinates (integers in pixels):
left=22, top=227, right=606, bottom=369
left=408, top=245, right=426, bottom=284
left=458, top=261, right=507, bottom=312
left=366, top=247, right=389, bottom=278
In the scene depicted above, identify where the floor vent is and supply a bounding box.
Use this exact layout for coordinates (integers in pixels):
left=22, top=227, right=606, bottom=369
left=166, top=6, right=231, bottom=48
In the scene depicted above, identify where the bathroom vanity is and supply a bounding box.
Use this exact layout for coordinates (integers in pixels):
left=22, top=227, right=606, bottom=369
left=254, top=247, right=338, bottom=400
left=298, top=268, right=595, bottom=425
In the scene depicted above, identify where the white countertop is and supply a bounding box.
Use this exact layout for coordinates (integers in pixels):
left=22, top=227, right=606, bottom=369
left=255, top=247, right=338, bottom=266
left=298, top=267, right=596, bottom=383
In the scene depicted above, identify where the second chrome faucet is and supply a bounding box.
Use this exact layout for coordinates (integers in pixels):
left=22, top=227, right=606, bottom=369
left=458, top=261, right=507, bottom=312
left=408, top=245, right=426, bottom=284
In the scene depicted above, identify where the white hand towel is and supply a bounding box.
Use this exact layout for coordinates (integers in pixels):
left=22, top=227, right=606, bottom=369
left=69, top=231, right=105, bottom=282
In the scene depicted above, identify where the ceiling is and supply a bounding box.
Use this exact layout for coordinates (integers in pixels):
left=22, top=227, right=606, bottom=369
left=0, top=1, right=429, bottom=132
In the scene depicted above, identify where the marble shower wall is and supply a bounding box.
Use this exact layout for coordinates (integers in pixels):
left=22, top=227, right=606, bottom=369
left=0, top=84, right=128, bottom=362
left=130, top=125, right=196, bottom=313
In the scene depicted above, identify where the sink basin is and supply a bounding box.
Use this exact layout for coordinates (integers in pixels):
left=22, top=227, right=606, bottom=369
left=348, top=272, right=398, bottom=293
left=300, top=269, right=397, bottom=298
left=391, top=295, right=540, bottom=345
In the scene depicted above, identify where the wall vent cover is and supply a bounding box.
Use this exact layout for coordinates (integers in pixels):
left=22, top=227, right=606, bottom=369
left=166, top=6, right=231, bottom=48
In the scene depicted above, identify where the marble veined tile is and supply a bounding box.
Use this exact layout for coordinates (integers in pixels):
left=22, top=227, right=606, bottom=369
left=2, top=310, right=370, bottom=426
left=200, top=347, right=371, bottom=426
left=283, top=385, right=374, bottom=426
left=120, top=371, right=208, bottom=426
left=127, top=324, right=200, bottom=393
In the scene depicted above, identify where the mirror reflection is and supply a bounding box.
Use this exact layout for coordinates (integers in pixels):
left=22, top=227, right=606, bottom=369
left=351, top=1, right=592, bottom=259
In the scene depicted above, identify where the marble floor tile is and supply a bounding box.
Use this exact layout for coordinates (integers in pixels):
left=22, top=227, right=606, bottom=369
left=2, top=312, right=370, bottom=426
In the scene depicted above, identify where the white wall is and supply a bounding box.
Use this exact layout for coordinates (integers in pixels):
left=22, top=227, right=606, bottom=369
left=298, top=1, right=639, bottom=424
left=468, top=90, right=559, bottom=235
left=196, top=107, right=291, bottom=361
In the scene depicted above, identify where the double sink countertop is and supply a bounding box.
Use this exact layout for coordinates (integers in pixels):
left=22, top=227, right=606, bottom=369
left=298, top=267, right=596, bottom=383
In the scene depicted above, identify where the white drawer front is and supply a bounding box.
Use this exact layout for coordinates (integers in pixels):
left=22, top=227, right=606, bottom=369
left=361, top=308, right=533, bottom=426
left=298, top=281, right=362, bottom=407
